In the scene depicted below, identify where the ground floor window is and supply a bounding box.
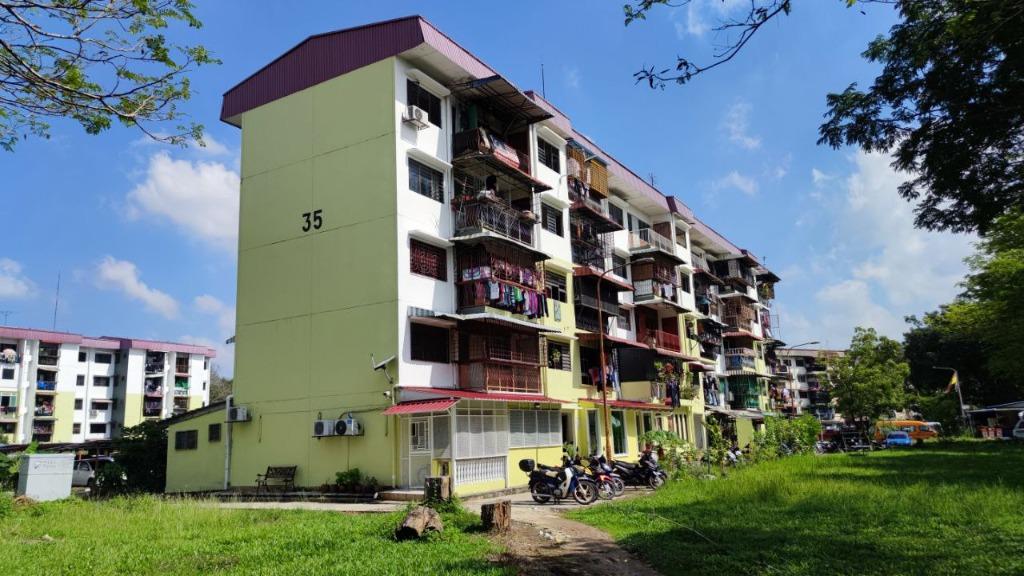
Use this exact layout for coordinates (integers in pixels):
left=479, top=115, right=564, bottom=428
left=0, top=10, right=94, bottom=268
left=611, top=410, right=626, bottom=455
left=587, top=410, right=600, bottom=456
left=509, top=410, right=560, bottom=448
left=561, top=412, right=574, bottom=446
left=455, top=409, right=509, bottom=459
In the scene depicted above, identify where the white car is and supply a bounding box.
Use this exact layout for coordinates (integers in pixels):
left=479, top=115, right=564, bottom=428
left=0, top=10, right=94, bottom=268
left=1013, top=420, right=1024, bottom=440
left=72, top=457, right=115, bottom=488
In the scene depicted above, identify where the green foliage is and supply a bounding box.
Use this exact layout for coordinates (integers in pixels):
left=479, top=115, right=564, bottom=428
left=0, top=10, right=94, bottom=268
left=0, top=496, right=507, bottom=575
left=114, top=421, right=166, bottom=493
left=913, top=392, right=962, bottom=436
left=425, top=494, right=464, bottom=515
left=0, top=441, right=37, bottom=490
left=0, top=493, right=11, bottom=519
left=0, top=0, right=220, bottom=150
left=208, top=367, right=233, bottom=403
left=334, top=468, right=378, bottom=493
left=639, top=429, right=697, bottom=478
left=749, top=415, right=821, bottom=462
left=830, top=327, right=909, bottom=425
left=570, top=442, right=1024, bottom=575
left=94, top=462, right=128, bottom=496
left=702, top=417, right=730, bottom=468
left=819, top=1, right=1024, bottom=233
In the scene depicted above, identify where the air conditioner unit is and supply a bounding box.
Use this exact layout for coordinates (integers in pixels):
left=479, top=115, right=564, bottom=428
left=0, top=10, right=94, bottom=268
left=226, top=406, right=250, bottom=423
left=403, top=105, right=430, bottom=130
left=336, top=413, right=364, bottom=437
left=313, top=418, right=339, bottom=438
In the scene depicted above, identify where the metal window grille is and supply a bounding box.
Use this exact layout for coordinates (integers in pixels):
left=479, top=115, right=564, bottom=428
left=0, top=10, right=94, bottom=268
left=537, top=138, right=560, bottom=173
left=410, top=239, right=447, bottom=280
left=542, top=203, right=563, bottom=236
left=408, top=158, right=444, bottom=202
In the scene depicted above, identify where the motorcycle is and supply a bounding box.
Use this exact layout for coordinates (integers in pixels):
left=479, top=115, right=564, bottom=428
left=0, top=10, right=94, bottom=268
left=611, top=450, right=667, bottom=489
left=519, top=458, right=599, bottom=505
left=588, top=455, right=625, bottom=497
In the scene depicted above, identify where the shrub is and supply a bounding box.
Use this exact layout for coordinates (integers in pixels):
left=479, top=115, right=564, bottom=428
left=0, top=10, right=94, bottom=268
left=639, top=429, right=697, bottom=479
left=334, top=468, right=378, bottom=493
left=95, top=462, right=129, bottom=496
left=0, top=493, right=12, bottom=518
left=750, top=415, right=822, bottom=462
left=114, top=421, right=167, bottom=493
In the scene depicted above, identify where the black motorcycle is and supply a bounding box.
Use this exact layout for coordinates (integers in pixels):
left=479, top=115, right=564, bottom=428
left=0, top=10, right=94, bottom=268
left=519, top=458, right=598, bottom=505
left=611, top=451, right=666, bottom=489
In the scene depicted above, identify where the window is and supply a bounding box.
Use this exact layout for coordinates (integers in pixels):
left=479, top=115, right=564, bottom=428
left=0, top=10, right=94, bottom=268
left=74, top=399, right=83, bottom=410
left=587, top=411, right=600, bottom=455
left=91, top=401, right=108, bottom=411
left=410, top=323, right=450, bottom=363
left=73, top=423, right=81, bottom=434
left=537, top=138, right=560, bottom=172
left=408, top=158, right=444, bottom=202
left=454, top=411, right=509, bottom=458
left=93, top=376, right=110, bottom=387
left=95, top=353, right=112, bottom=364
left=612, top=254, right=628, bottom=277
left=509, top=410, right=561, bottom=448
left=76, top=375, right=84, bottom=387
left=616, top=308, right=632, bottom=330
left=795, top=358, right=806, bottom=367
left=611, top=410, right=626, bottom=455
left=541, top=204, right=563, bottom=236
left=1, top=368, right=12, bottom=380
left=89, top=423, right=107, bottom=434
left=174, top=430, right=198, bottom=450
left=406, top=80, right=442, bottom=128
left=609, top=204, right=624, bottom=227
left=208, top=423, right=222, bottom=443
left=679, top=274, right=691, bottom=294
left=547, top=341, right=571, bottom=371
left=410, top=420, right=429, bottom=453
left=544, top=271, right=567, bottom=303
left=410, top=239, right=447, bottom=280
left=78, top=351, right=87, bottom=362
left=797, top=374, right=807, bottom=383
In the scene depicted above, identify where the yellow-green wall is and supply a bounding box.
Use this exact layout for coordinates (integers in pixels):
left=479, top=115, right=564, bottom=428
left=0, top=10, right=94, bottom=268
left=166, top=410, right=226, bottom=493
left=230, top=57, right=399, bottom=489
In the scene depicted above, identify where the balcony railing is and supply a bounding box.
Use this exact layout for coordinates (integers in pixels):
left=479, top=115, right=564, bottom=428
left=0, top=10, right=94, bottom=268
left=726, top=355, right=756, bottom=371
left=34, top=406, right=54, bottom=417
left=144, top=385, right=163, bottom=396
left=37, top=353, right=59, bottom=366
left=629, top=228, right=675, bottom=255
left=174, top=386, right=189, bottom=397
left=175, top=363, right=189, bottom=374
left=633, top=279, right=678, bottom=305
left=145, top=362, right=164, bottom=374
left=0, top=406, right=16, bottom=418
left=647, top=330, right=681, bottom=352
left=36, top=380, right=56, bottom=391
left=453, top=201, right=535, bottom=246
left=725, top=347, right=756, bottom=357
left=575, top=293, right=619, bottom=316
left=723, top=315, right=754, bottom=332
left=458, top=361, right=541, bottom=394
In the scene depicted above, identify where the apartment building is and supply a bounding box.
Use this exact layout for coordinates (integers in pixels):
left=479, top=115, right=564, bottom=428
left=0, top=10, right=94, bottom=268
left=0, top=327, right=215, bottom=444
left=164, top=16, right=781, bottom=495
left=776, top=348, right=844, bottom=422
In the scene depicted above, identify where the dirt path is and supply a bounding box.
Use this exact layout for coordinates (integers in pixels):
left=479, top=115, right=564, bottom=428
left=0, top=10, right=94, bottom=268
left=465, top=490, right=661, bottom=576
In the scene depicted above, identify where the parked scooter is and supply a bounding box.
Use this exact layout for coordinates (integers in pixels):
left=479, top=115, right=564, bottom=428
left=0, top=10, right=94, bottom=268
left=577, top=455, right=619, bottom=500
left=589, top=455, right=625, bottom=497
left=520, top=457, right=598, bottom=505
left=611, top=449, right=667, bottom=489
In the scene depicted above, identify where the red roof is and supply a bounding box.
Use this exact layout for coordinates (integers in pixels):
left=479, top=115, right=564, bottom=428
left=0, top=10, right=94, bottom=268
left=688, top=361, right=715, bottom=372
left=577, top=332, right=646, bottom=349
left=723, top=330, right=764, bottom=341
left=573, top=266, right=634, bottom=291
left=382, top=399, right=457, bottom=415
left=578, top=397, right=673, bottom=411
left=408, top=388, right=568, bottom=403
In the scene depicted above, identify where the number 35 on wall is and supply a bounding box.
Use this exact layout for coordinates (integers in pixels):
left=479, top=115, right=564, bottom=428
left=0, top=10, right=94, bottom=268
left=301, top=209, right=323, bottom=232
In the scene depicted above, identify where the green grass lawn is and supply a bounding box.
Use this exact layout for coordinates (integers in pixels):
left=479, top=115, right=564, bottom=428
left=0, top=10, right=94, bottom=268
left=569, top=441, right=1024, bottom=576
left=0, top=497, right=508, bottom=576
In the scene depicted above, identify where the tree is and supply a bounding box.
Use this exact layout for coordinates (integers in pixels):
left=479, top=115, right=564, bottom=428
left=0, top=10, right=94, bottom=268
left=829, top=327, right=908, bottom=428
left=904, top=209, right=1024, bottom=405
left=209, top=366, right=232, bottom=402
left=624, top=1, right=1024, bottom=234
left=113, top=420, right=166, bottom=493
left=0, top=0, right=218, bottom=151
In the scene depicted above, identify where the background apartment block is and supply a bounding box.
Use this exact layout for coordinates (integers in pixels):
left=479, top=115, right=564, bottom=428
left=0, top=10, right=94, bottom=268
left=165, top=16, right=784, bottom=495
left=776, top=348, right=844, bottom=422
left=0, top=327, right=215, bottom=444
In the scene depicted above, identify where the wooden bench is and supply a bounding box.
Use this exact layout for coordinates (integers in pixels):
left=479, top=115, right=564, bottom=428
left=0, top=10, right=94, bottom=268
left=255, top=466, right=297, bottom=494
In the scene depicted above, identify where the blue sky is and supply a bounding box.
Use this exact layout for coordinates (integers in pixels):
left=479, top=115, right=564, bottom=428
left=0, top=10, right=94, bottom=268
left=0, top=1, right=975, bottom=374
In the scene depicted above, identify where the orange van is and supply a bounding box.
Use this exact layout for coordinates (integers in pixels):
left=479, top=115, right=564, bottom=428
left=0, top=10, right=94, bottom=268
left=873, top=420, right=938, bottom=443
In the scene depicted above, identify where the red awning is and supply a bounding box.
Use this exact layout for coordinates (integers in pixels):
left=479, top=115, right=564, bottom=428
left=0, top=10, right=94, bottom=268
left=382, top=399, right=458, bottom=415
left=578, top=397, right=673, bottom=411
left=409, top=388, right=568, bottom=404
left=723, top=330, right=764, bottom=341
left=688, top=361, right=714, bottom=372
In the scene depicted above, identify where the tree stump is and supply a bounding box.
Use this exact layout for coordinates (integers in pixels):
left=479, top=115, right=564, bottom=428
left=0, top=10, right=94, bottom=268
left=481, top=500, right=511, bottom=533
left=424, top=476, right=450, bottom=502
left=395, top=506, right=444, bottom=540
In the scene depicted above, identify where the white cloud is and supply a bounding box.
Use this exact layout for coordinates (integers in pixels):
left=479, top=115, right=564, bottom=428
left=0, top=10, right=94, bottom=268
left=126, top=151, right=240, bottom=252
left=95, top=256, right=179, bottom=319
left=811, top=168, right=833, bottom=185
left=678, top=0, right=746, bottom=38
left=712, top=171, right=759, bottom=196
left=564, top=66, right=580, bottom=89
left=194, top=294, right=236, bottom=335
left=723, top=101, right=761, bottom=150
left=802, top=152, right=975, bottom=344
left=0, top=258, right=35, bottom=299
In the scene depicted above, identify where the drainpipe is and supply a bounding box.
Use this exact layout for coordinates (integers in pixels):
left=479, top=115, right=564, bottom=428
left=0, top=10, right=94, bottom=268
left=223, top=394, right=233, bottom=490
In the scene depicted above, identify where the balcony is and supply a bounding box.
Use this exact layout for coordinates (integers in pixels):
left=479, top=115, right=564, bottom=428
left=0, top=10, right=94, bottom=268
left=452, top=127, right=549, bottom=194
left=633, top=279, right=684, bottom=312
left=458, top=361, right=542, bottom=394
left=714, top=259, right=757, bottom=288
left=143, top=400, right=162, bottom=417
left=0, top=406, right=16, bottom=419
left=725, top=355, right=756, bottom=371
left=175, top=364, right=189, bottom=375
left=34, top=405, right=55, bottom=417
left=36, top=380, right=57, bottom=392
left=453, top=200, right=535, bottom=248
left=568, top=186, right=621, bottom=234
left=723, top=315, right=754, bottom=333
left=629, top=228, right=682, bottom=261
left=144, top=383, right=164, bottom=397
left=725, top=347, right=756, bottom=357
left=37, top=349, right=60, bottom=366
left=647, top=330, right=681, bottom=354
left=174, top=386, right=189, bottom=397
left=575, top=293, right=620, bottom=317
left=0, top=349, right=18, bottom=364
